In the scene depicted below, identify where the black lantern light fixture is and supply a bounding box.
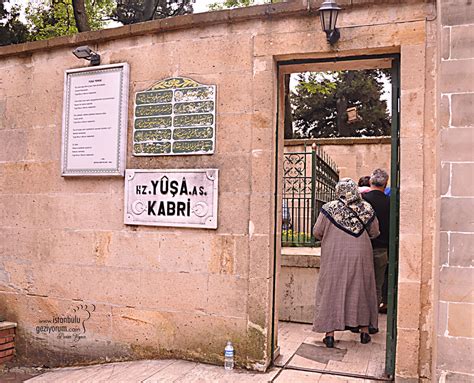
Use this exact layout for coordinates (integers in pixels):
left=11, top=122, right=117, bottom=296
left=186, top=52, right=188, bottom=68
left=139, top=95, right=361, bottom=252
left=72, top=46, right=101, bottom=66
left=318, top=0, right=341, bottom=45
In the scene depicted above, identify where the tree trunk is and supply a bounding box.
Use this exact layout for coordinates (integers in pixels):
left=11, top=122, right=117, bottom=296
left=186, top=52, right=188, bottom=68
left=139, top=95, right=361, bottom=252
left=72, top=0, right=91, bottom=32
left=143, top=0, right=158, bottom=21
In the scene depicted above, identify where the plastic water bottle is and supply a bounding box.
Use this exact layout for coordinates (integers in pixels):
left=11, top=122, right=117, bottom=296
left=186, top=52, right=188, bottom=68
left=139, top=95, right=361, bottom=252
left=224, top=341, right=234, bottom=370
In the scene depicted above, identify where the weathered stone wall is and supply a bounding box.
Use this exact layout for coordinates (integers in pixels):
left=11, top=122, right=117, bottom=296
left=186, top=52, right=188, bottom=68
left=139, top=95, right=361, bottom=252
left=435, top=1, right=474, bottom=381
left=0, top=0, right=439, bottom=379
left=285, top=138, right=391, bottom=182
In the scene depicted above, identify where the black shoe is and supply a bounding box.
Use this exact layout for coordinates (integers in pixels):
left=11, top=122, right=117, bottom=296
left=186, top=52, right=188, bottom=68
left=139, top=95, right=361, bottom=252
left=323, top=336, right=334, bottom=348
left=360, top=332, right=371, bottom=344
left=379, top=304, right=387, bottom=314
left=369, top=326, right=379, bottom=335
left=345, top=326, right=360, bottom=333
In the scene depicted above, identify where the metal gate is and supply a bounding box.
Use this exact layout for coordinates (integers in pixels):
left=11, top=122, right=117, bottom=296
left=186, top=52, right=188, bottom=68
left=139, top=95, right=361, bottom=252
left=282, top=145, right=339, bottom=247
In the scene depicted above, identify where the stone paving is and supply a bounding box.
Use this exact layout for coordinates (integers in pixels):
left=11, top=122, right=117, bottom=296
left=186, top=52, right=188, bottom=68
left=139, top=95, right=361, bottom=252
left=276, top=316, right=387, bottom=379
left=15, top=319, right=386, bottom=382
left=23, top=359, right=379, bottom=382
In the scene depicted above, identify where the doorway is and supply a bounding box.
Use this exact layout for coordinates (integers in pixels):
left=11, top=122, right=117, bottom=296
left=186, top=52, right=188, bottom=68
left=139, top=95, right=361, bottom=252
left=271, top=54, right=400, bottom=381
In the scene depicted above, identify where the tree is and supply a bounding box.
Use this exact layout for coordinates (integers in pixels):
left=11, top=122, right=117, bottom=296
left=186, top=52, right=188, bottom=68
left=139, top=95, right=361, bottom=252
left=0, top=1, right=29, bottom=46
left=25, top=0, right=115, bottom=40
left=291, top=70, right=391, bottom=138
left=208, top=0, right=255, bottom=11
left=111, top=0, right=193, bottom=25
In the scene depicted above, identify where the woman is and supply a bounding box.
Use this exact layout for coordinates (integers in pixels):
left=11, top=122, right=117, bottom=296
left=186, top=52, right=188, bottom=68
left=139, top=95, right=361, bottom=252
left=313, top=178, right=380, bottom=348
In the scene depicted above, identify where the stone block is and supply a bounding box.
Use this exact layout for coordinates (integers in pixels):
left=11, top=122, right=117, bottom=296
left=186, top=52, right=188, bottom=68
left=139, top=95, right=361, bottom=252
left=216, top=114, right=252, bottom=155
left=110, top=307, right=176, bottom=350
left=440, top=162, right=450, bottom=196
left=207, top=274, right=248, bottom=317
left=0, top=228, right=43, bottom=262
left=397, top=282, right=421, bottom=329
left=177, top=35, right=253, bottom=74
left=396, top=328, right=420, bottom=378
left=247, top=276, right=271, bottom=330
left=217, top=154, right=251, bottom=194
left=217, top=192, right=249, bottom=235
left=26, top=125, right=61, bottom=162
left=451, top=163, right=474, bottom=197
left=449, top=232, right=474, bottom=267
left=451, top=94, right=474, bottom=128
left=248, top=235, right=272, bottom=279
left=0, top=130, right=27, bottom=162
left=250, top=150, right=275, bottom=193
left=399, top=186, right=424, bottom=234
left=400, top=89, right=425, bottom=139
left=233, top=235, right=250, bottom=278
left=440, top=0, right=474, bottom=26
left=249, top=194, right=272, bottom=236
left=437, top=336, right=474, bottom=375
left=440, top=128, right=474, bottom=162
left=209, top=234, right=236, bottom=275
left=400, top=137, right=423, bottom=187
left=440, top=95, right=450, bottom=129
left=444, top=371, right=474, bottom=382
left=400, top=44, right=425, bottom=91
left=448, top=303, right=474, bottom=338
left=439, top=231, right=449, bottom=266
left=139, top=271, right=208, bottom=312
left=440, top=197, right=474, bottom=232
left=398, top=233, right=422, bottom=282
left=439, top=266, right=474, bottom=303
left=451, top=24, right=474, bottom=59
left=437, top=301, right=448, bottom=336
left=157, top=232, right=212, bottom=273
left=440, top=59, right=474, bottom=93
left=441, top=27, right=450, bottom=60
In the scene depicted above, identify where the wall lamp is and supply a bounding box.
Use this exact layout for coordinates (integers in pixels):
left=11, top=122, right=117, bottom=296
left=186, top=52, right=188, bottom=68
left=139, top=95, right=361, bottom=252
left=318, top=0, right=341, bottom=45
left=72, top=46, right=101, bottom=66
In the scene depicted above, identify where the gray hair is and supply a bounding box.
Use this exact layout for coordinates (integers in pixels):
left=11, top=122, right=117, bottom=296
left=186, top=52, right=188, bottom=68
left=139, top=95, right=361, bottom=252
left=370, top=169, right=389, bottom=187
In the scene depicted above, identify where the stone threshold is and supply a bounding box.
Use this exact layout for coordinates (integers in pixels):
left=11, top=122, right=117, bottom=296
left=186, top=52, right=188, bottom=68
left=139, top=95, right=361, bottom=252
left=281, top=246, right=321, bottom=268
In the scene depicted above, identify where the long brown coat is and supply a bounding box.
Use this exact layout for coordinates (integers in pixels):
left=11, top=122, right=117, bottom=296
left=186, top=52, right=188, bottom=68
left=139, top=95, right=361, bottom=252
left=312, top=213, right=380, bottom=333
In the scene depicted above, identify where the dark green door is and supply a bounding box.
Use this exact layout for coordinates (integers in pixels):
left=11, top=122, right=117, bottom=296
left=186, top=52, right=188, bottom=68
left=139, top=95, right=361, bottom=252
left=385, top=56, right=401, bottom=378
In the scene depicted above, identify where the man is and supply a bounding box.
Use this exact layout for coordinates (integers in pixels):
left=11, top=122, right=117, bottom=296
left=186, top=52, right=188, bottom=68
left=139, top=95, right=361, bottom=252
left=363, top=169, right=390, bottom=327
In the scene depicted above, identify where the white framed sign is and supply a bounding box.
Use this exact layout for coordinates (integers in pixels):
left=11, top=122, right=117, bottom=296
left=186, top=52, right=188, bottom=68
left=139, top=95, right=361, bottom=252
left=61, top=63, right=129, bottom=176
left=124, top=169, right=218, bottom=229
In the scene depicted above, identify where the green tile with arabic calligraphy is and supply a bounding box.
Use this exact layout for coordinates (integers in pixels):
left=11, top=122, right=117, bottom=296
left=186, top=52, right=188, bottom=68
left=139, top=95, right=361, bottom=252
left=174, top=87, right=214, bottom=102
left=173, top=127, right=213, bottom=140
left=174, top=101, right=214, bottom=115
left=134, top=116, right=172, bottom=130
left=136, top=90, right=173, bottom=105
left=173, top=140, right=213, bottom=153
left=134, top=129, right=172, bottom=142
left=174, top=114, right=213, bottom=127
left=135, top=104, right=172, bottom=117
left=134, top=142, right=171, bottom=154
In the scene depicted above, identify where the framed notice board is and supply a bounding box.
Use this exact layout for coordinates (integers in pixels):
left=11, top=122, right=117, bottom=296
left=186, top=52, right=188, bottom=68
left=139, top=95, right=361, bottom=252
left=61, top=63, right=129, bottom=176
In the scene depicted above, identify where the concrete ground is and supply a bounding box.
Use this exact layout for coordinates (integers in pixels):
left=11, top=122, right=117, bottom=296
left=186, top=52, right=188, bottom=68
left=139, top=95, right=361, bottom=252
left=21, top=359, right=380, bottom=382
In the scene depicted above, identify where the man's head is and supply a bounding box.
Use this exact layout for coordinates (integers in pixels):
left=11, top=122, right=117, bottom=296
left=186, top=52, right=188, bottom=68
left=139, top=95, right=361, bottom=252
left=370, top=169, right=389, bottom=189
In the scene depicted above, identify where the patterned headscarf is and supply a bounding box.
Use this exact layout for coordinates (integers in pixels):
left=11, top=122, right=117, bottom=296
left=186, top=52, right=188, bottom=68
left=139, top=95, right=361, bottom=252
left=320, top=178, right=375, bottom=237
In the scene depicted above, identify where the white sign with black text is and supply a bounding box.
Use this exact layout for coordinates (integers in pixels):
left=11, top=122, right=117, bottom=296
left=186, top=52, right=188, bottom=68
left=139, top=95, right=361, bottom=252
left=124, top=169, right=218, bottom=229
left=61, top=63, right=129, bottom=176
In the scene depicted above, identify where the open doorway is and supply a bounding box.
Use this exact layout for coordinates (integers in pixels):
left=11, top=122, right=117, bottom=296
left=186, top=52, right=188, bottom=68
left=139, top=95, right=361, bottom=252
left=272, top=54, right=400, bottom=381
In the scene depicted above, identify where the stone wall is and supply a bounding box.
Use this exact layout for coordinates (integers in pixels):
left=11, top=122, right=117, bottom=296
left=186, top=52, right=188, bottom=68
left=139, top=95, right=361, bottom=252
left=0, top=0, right=439, bottom=379
left=285, top=138, right=391, bottom=182
left=435, top=1, right=474, bottom=381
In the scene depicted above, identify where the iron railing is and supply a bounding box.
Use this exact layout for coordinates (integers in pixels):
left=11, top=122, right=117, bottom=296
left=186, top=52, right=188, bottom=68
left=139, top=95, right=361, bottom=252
left=282, top=144, right=339, bottom=247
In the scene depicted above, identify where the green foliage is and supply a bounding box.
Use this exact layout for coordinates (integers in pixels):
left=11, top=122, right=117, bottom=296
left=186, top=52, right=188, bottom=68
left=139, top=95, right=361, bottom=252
left=208, top=0, right=253, bottom=11
left=111, top=0, right=193, bottom=25
left=0, top=2, right=29, bottom=46
left=281, top=229, right=313, bottom=246
left=291, top=70, right=391, bottom=138
left=25, top=0, right=115, bottom=41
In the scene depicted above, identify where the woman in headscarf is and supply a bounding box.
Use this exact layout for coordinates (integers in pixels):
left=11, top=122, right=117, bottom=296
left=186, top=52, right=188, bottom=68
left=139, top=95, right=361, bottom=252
left=313, top=178, right=380, bottom=348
